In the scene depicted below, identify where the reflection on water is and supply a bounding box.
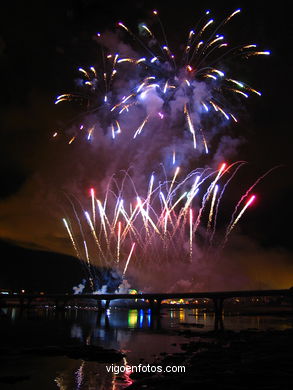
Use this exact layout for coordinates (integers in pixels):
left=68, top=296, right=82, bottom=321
left=53, top=357, right=133, bottom=390
left=0, top=306, right=292, bottom=390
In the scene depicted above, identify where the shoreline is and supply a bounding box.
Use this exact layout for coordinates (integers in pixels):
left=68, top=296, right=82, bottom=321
left=127, top=328, right=293, bottom=389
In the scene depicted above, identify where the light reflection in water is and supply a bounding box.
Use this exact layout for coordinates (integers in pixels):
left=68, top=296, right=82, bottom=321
left=0, top=306, right=292, bottom=390
left=11, top=307, right=16, bottom=322
left=75, top=361, right=84, bottom=390
left=55, top=356, right=134, bottom=390
left=128, top=309, right=138, bottom=328
left=139, top=309, right=144, bottom=328
left=147, top=308, right=152, bottom=327
left=71, top=324, right=83, bottom=340
left=179, top=308, right=185, bottom=322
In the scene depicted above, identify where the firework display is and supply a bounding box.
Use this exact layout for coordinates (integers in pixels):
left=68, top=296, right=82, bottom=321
left=57, top=9, right=270, bottom=292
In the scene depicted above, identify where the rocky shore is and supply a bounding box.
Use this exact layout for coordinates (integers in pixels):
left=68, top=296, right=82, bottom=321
left=0, top=344, right=124, bottom=363
left=128, top=328, right=293, bottom=389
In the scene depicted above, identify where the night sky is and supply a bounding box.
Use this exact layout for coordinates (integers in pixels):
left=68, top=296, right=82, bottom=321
left=0, top=0, right=292, bottom=292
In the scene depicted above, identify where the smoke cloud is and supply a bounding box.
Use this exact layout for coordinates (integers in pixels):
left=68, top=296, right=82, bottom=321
left=0, top=16, right=288, bottom=293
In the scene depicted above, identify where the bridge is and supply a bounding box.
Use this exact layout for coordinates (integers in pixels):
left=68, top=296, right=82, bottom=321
left=1, top=288, right=292, bottom=320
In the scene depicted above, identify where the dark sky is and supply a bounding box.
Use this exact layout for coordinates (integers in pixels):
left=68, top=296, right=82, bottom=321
left=0, top=0, right=292, bottom=291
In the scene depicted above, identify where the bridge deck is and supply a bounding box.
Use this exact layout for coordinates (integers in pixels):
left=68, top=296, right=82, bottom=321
left=2, top=288, right=292, bottom=301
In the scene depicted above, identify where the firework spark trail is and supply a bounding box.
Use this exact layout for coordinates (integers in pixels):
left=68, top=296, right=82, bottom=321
left=62, top=193, right=100, bottom=283
left=54, top=8, right=270, bottom=154
left=90, top=188, right=96, bottom=226
left=199, top=128, right=209, bottom=154
left=172, top=149, right=176, bottom=164
left=226, top=166, right=281, bottom=235
left=63, top=218, right=81, bottom=259
left=58, top=8, right=272, bottom=291
left=137, top=196, right=162, bottom=236
left=184, top=105, right=197, bottom=149
left=84, top=211, right=108, bottom=265
left=133, top=115, right=149, bottom=139
left=139, top=194, right=153, bottom=233
left=219, top=166, right=282, bottom=252
left=171, top=168, right=216, bottom=235
left=207, top=184, right=219, bottom=231
left=96, top=199, right=110, bottom=245
left=146, top=173, right=155, bottom=225
left=113, top=198, right=123, bottom=228
left=192, top=163, right=227, bottom=237
left=225, top=194, right=256, bottom=239
left=183, top=174, right=201, bottom=212
left=63, top=164, right=256, bottom=273
left=61, top=161, right=274, bottom=292
left=96, top=199, right=112, bottom=232
left=123, top=242, right=136, bottom=276
left=189, top=208, right=193, bottom=261
left=209, top=161, right=247, bottom=247
left=169, top=191, right=188, bottom=213
left=152, top=9, right=175, bottom=67
left=120, top=202, right=140, bottom=240
left=167, top=166, right=180, bottom=200
left=160, top=191, right=169, bottom=233
left=117, top=221, right=121, bottom=262
left=205, top=162, right=226, bottom=203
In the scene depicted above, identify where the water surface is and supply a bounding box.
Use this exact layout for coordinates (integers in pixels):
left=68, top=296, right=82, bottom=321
left=0, top=307, right=292, bottom=389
